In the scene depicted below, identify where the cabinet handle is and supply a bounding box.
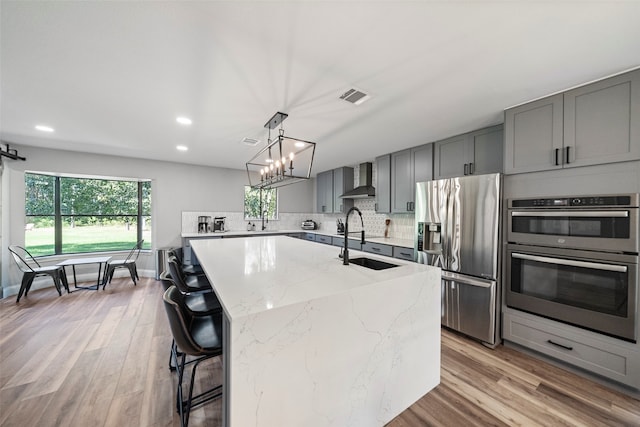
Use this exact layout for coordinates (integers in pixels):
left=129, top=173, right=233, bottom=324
left=372, top=247, right=380, bottom=251
left=565, top=146, right=571, bottom=164
left=469, top=162, right=474, bottom=174
left=547, top=339, right=573, bottom=351
left=463, top=163, right=469, bottom=175
left=400, top=252, right=412, bottom=256
left=554, top=148, right=560, bottom=166
left=375, top=203, right=378, bottom=211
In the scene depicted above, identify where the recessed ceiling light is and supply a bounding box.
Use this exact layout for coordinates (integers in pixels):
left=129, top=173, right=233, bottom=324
left=176, top=145, right=188, bottom=151
left=176, top=117, right=192, bottom=125
left=35, top=125, right=54, bottom=132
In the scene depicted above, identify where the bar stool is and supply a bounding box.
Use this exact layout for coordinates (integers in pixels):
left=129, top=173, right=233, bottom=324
left=168, top=247, right=204, bottom=276
left=160, top=271, right=222, bottom=370
left=163, top=285, right=223, bottom=427
left=167, top=256, right=213, bottom=294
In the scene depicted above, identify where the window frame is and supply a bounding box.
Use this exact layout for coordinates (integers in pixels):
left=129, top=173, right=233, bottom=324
left=24, top=172, right=151, bottom=256
left=243, top=186, right=278, bottom=221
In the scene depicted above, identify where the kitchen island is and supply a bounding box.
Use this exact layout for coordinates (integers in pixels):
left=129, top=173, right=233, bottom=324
left=190, top=235, right=441, bottom=426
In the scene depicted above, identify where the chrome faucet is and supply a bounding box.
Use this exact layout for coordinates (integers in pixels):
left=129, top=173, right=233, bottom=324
left=261, top=209, right=268, bottom=231
left=342, top=206, right=365, bottom=265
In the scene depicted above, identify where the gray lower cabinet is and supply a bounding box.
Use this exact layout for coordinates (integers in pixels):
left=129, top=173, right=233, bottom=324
left=362, top=241, right=393, bottom=257
left=503, top=308, right=640, bottom=390
left=304, top=233, right=316, bottom=241
left=315, top=234, right=332, bottom=244
left=391, top=143, right=433, bottom=213
left=392, top=246, right=414, bottom=261
left=332, top=236, right=362, bottom=250
left=504, top=68, right=640, bottom=174
left=434, top=124, right=503, bottom=179
left=375, top=154, right=391, bottom=213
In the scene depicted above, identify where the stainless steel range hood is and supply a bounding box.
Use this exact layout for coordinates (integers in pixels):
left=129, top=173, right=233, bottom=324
left=340, top=162, right=375, bottom=199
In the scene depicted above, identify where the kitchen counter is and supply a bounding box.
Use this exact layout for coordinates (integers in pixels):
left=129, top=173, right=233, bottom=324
left=182, top=229, right=414, bottom=248
left=190, top=236, right=440, bottom=426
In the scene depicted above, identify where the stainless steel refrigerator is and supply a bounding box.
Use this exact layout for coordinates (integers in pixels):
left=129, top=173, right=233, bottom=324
left=414, top=173, right=501, bottom=347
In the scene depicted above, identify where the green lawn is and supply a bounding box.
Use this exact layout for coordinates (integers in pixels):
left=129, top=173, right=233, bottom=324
left=25, top=225, right=151, bottom=256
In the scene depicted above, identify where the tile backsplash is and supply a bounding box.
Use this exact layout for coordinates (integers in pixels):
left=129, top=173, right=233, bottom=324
left=182, top=209, right=414, bottom=240
left=182, top=162, right=416, bottom=240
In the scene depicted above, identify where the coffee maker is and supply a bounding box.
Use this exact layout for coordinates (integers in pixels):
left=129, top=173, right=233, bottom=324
left=213, top=217, right=226, bottom=232
left=198, top=216, right=211, bottom=233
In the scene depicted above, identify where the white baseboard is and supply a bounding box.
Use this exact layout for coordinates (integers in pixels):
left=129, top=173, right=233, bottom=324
left=2, top=269, right=155, bottom=298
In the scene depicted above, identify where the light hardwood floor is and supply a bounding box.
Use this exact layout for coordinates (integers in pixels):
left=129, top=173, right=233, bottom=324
left=1, top=278, right=638, bottom=426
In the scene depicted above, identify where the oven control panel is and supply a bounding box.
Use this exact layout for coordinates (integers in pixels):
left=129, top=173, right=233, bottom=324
left=510, top=194, right=637, bottom=208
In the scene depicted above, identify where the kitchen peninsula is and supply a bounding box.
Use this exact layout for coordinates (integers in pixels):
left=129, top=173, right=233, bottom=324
left=190, top=236, right=441, bottom=426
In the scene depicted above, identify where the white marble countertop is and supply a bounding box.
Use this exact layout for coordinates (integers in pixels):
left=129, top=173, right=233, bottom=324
left=190, top=236, right=431, bottom=320
left=183, top=229, right=414, bottom=248
left=190, top=235, right=441, bottom=426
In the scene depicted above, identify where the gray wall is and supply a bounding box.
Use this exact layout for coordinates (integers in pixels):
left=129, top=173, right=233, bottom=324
left=1, top=145, right=314, bottom=297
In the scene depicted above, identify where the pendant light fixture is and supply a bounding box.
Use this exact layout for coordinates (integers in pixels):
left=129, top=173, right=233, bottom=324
left=246, top=112, right=316, bottom=189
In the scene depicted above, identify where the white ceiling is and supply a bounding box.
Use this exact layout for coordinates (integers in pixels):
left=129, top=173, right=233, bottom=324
left=2, top=1, right=639, bottom=175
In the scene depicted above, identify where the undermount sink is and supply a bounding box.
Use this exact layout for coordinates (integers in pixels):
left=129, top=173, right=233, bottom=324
left=349, top=257, right=399, bottom=271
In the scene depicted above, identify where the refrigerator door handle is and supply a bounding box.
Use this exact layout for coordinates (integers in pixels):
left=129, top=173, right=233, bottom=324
left=442, top=271, right=495, bottom=288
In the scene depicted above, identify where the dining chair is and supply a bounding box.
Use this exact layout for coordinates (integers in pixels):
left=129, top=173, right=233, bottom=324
left=163, top=285, right=223, bottom=427
left=102, top=239, right=144, bottom=290
left=8, top=245, right=69, bottom=302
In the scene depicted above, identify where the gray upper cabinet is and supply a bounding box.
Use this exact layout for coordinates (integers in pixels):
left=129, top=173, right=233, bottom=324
left=332, top=167, right=354, bottom=214
left=316, top=167, right=354, bottom=214
left=316, top=170, right=333, bottom=213
left=434, top=125, right=503, bottom=179
left=391, top=149, right=412, bottom=213
left=504, top=94, right=563, bottom=174
left=375, top=154, right=391, bottom=213
left=564, top=70, right=640, bottom=168
left=469, top=126, right=504, bottom=175
left=505, top=69, right=640, bottom=174
left=391, top=144, right=433, bottom=213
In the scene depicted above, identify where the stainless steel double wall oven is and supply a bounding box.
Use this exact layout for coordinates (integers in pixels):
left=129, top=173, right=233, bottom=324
left=506, top=194, right=639, bottom=342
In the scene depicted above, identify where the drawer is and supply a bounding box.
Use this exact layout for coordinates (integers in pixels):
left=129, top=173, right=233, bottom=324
left=304, top=233, right=316, bottom=241
left=362, top=242, right=393, bottom=257
left=333, top=237, right=362, bottom=250
left=315, top=234, right=332, bottom=244
left=503, top=310, right=639, bottom=388
left=393, top=247, right=414, bottom=261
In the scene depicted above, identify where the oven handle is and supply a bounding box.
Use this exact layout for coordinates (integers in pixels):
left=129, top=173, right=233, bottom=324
left=510, top=211, right=629, bottom=217
left=512, top=253, right=628, bottom=273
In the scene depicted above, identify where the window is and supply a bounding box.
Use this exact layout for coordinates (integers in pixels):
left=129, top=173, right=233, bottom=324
left=244, top=186, right=278, bottom=220
left=25, top=173, right=151, bottom=256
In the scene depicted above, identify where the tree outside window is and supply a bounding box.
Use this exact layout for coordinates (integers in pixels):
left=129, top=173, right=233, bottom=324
left=244, top=186, right=278, bottom=220
left=25, top=173, right=151, bottom=256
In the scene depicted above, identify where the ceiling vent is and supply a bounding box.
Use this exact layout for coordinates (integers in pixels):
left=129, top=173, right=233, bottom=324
left=339, top=88, right=370, bottom=105
left=241, top=137, right=261, bottom=146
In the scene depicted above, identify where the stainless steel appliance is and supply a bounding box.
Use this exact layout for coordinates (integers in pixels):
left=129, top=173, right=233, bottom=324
left=213, top=217, right=226, bottom=232
left=415, top=173, right=501, bottom=347
left=506, top=194, right=639, bottom=342
left=301, top=219, right=318, bottom=230
left=198, top=216, right=211, bottom=233
left=508, top=194, right=638, bottom=253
